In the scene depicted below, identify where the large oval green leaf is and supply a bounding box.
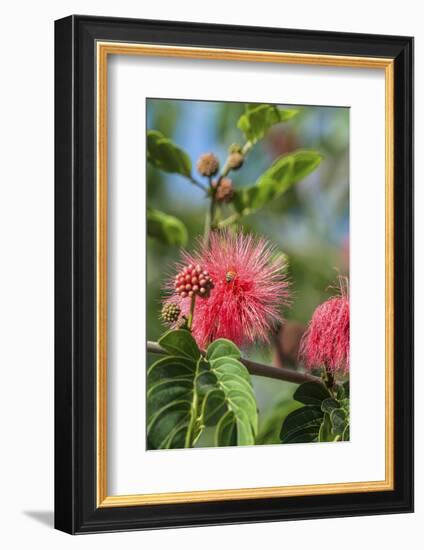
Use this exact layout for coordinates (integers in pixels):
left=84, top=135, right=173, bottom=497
left=147, top=208, right=188, bottom=246
left=233, top=150, right=322, bottom=216
left=280, top=405, right=323, bottom=444
left=147, top=330, right=201, bottom=450
left=147, top=129, right=192, bottom=176
left=159, top=329, right=200, bottom=361
left=206, top=338, right=241, bottom=362
left=199, top=339, right=258, bottom=446
left=280, top=379, right=349, bottom=445
left=237, top=104, right=298, bottom=144
left=330, top=408, right=347, bottom=436
left=147, top=334, right=258, bottom=449
left=147, top=355, right=197, bottom=449
left=293, top=381, right=330, bottom=406
left=318, top=412, right=334, bottom=442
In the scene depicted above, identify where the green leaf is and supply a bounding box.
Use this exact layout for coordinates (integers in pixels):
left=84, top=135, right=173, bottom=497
left=147, top=331, right=201, bottom=449
left=147, top=335, right=257, bottom=449
left=256, top=399, right=302, bottom=445
left=215, top=411, right=238, bottom=446
left=281, top=382, right=348, bottom=446
left=198, top=339, right=258, bottom=446
left=158, top=329, right=200, bottom=361
left=237, top=104, right=298, bottom=144
left=293, top=382, right=330, bottom=406
left=147, top=354, right=196, bottom=384
left=335, top=380, right=350, bottom=400
left=280, top=406, right=323, bottom=444
left=206, top=338, right=241, bottom=362
left=330, top=408, right=347, bottom=436
left=342, top=423, right=350, bottom=441
left=321, top=397, right=340, bottom=414
left=258, top=149, right=322, bottom=187
left=191, top=422, right=204, bottom=447
left=341, top=398, right=350, bottom=411
left=147, top=208, right=188, bottom=246
left=147, top=130, right=191, bottom=176
left=200, top=388, right=228, bottom=426
left=343, top=380, right=350, bottom=399
left=147, top=354, right=197, bottom=449
left=318, top=412, right=334, bottom=442
left=233, top=150, right=323, bottom=216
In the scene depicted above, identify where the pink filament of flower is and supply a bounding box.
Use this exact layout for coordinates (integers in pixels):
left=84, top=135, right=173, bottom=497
left=300, top=292, right=350, bottom=374
left=163, top=231, right=290, bottom=348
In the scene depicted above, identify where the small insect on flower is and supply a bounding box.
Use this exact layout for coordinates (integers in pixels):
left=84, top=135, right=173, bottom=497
left=225, top=270, right=237, bottom=283
left=299, top=278, right=350, bottom=375
left=163, top=231, right=290, bottom=348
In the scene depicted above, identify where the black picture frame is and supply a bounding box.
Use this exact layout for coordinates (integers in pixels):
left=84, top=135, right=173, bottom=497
left=55, top=15, right=414, bottom=534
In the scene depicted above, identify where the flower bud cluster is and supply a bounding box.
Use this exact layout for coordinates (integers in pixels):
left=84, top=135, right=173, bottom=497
left=161, top=303, right=181, bottom=323
left=174, top=264, right=214, bottom=299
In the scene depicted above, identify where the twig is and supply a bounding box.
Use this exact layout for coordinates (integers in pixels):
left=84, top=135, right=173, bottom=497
left=188, top=175, right=208, bottom=192
left=218, top=213, right=240, bottom=228
left=242, top=140, right=253, bottom=156
left=204, top=140, right=254, bottom=240
left=147, top=340, right=322, bottom=386
left=203, top=177, right=214, bottom=243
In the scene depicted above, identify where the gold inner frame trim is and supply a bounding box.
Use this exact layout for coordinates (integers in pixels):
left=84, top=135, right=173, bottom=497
left=96, top=42, right=395, bottom=508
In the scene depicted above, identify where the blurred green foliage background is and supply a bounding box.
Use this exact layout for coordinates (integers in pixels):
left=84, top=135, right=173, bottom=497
left=146, top=99, right=349, bottom=445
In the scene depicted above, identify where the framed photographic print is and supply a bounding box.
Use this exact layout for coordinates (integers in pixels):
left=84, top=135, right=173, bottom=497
left=54, top=15, right=414, bottom=534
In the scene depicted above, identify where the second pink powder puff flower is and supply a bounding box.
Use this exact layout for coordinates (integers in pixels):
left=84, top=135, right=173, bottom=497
left=299, top=280, right=350, bottom=374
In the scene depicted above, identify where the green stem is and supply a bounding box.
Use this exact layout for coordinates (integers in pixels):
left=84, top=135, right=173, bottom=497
left=218, top=213, right=241, bottom=228
left=203, top=208, right=211, bottom=241
left=183, top=297, right=199, bottom=447
left=184, top=386, right=199, bottom=448
left=209, top=194, right=217, bottom=227
left=204, top=177, right=217, bottom=244
left=242, top=140, right=253, bottom=156
left=187, top=294, right=196, bottom=331
left=220, top=161, right=231, bottom=179
left=323, top=366, right=336, bottom=398
left=202, top=139, right=253, bottom=242
left=187, top=175, right=208, bottom=192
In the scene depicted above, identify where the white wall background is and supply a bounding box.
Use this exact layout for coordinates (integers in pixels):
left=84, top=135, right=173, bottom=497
left=0, top=1, right=420, bottom=548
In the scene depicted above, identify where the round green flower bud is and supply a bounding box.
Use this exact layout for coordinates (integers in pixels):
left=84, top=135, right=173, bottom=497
left=228, top=143, right=243, bottom=154
left=161, top=303, right=181, bottom=324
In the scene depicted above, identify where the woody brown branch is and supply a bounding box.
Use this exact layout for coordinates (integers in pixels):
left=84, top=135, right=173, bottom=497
left=147, top=340, right=322, bottom=386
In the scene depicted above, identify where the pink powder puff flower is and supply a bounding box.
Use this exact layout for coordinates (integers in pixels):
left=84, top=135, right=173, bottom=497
left=299, top=280, right=350, bottom=374
left=163, top=231, right=290, bottom=348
